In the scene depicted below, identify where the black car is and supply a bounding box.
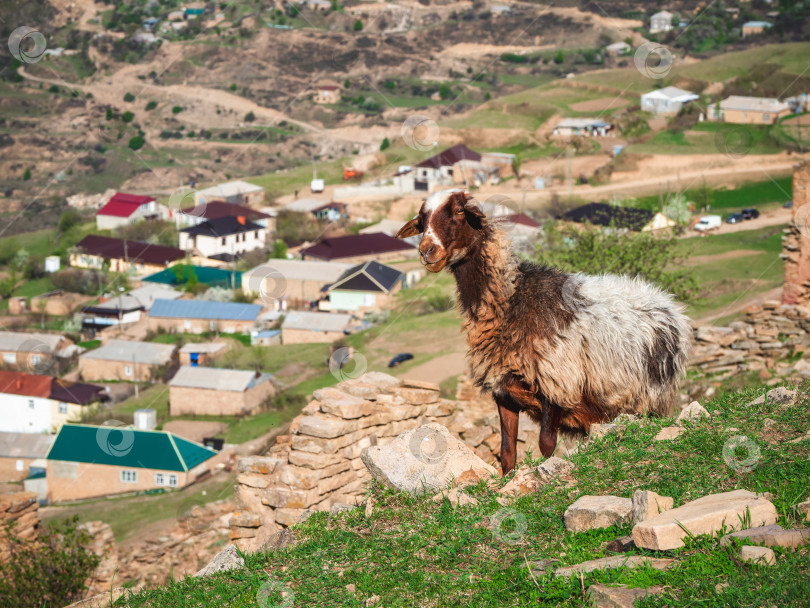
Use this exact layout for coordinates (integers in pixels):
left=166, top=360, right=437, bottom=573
left=726, top=213, right=744, bottom=224
left=784, top=200, right=793, bottom=209
left=741, top=208, right=760, bottom=220
left=388, top=353, right=414, bottom=368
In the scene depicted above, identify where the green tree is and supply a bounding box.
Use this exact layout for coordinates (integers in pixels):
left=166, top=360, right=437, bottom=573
left=244, top=111, right=256, bottom=122
left=271, top=239, right=288, bottom=259
left=554, top=50, right=564, bottom=64
left=662, top=193, right=692, bottom=225
left=353, top=19, right=363, bottom=31
left=171, top=105, right=183, bottom=114
left=380, top=136, right=390, bottom=151
left=22, top=168, right=31, bottom=180
left=123, top=92, right=135, bottom=102
left=122, top=110, right=135, bottom=123
left=438, top=83, right=452, bottom=100
left=532, top=222, right=698, bottom=303
left=58, top=209, right=82, bottom=233
left=145, top=100, right=157, bottom=110
left=128, top=135, right=145, bottom=150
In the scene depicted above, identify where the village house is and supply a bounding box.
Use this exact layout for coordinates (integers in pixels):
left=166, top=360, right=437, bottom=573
left=169, top=366, right=275, bottom=416
left=78, top=340, right=177, bottom=382
left=143, top=264, right=242, bottom=289
left=178, top=342, right=228, bottom=367
left=742, top=20, right=772, bottom=37
left=71, top=235, right=187, bottom=275
left=300, top=233, right=417, bottom=264
left=312, top=201, right=348, bottom=221
left=500, top=212, right=541, bottom=242
left=242, top=259, right=352, bottom=308
left=9, top=290, right=92, bottom=317
left=95, top=192, right=169, bottom=230
left=649, top=10, right=674, bottom=33
left=281, top=311, right=354, bottom=344
left=561, top=202, right=675, bottom=232
left=251, top=329, right=281, bottom=346
left=708, top=95, right=791, bottom=124
left=193, top=180, right=265, bottom=206
left=552, top=118, right=615, bottom=138
left=176, top=200, right=276, bottom=235
left=148, top=299, right=262, bottom=334
left=326, top=261, right=404, bottom=314
left=179, top=216, right=267, bottom=261
left=604, top=41, right=631, bottom=56
left=0, top=331, right=70, bottom=373
left=0, top=370, right=106, bottom=434
left=412, top=144, right=481, bottom=192
left=0, top=432, right=54, bottom=482
left=45, top=424, right=218, bottom=503
left=314, top=84, right=341, bottom=104
left=80, top=284, right=181, bottom=331
left=640, top=86, right=699, bottom=115
left=279, top=197, right=327, bottom=214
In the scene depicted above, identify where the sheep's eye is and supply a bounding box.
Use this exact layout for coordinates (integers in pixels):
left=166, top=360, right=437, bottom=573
left=455, top=208, right=465, bottom=215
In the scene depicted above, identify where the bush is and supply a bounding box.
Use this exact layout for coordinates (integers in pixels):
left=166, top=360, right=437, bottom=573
left=171, top=106, right=183, bottom=114
left=128, top=135, right=145, bottom=150
left=353, top=19, right=363, bottom=31
left=380, top=136, right=390, bottom=151
left=0, top=516, right=100, bottom=608
left=22, top=168, right=31, bottom=180
left=51, top=268, right=106, bottom=295
left=58, top=209, right=82, bottom=233
left=122, top=110, right=134, bottom=123
left=123, top=92, right=135, bottom=102
left=244, top=111, right=255, bottom=122
left=145, top=100, right=157, bottom=110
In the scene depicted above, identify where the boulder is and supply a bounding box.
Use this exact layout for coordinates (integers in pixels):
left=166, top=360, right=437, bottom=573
left=313, top=387, right=375, bottom=419
left=632, top=490, right=674, bottom=524
left=537, top=456, right=575, bottom=481
left=587, top=584, right=664, bottom=608
left=261, top=528, right=298, bottom=552
left=553, top=555, right=674, bottom=578
left=360, top=423, right=496, bottom=495
left=498, top=465, right=540, bottom=497
left=748, top=387, right=797, bottom=407
left=655, top=426, right=684, bottom=441
left=633, top=489, right=778, bottom=551
left=358, top=371, right=400, bottom=392
left=564, top=495, right=633, bottom=532
left=739, top=545, right=775, bottom=565
left=194, top=544, right=245, bottom=577
left=676, top=401, right=711, bottom=425
left=719, top=524, right=810, bottom=550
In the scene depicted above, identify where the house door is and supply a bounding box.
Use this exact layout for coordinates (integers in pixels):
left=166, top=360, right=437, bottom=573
left=190, top=353, right=199, bottom=367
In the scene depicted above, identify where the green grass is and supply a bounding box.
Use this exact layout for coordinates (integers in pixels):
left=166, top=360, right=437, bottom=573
left=636, top=177, right=793, bottom=215
left=628, top=122, right=783, bottom=156
left=116, top=382, right=810, bottom=606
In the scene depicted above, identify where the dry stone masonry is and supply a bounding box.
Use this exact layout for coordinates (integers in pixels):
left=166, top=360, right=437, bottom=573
left=0, top=492, right=40, bottom=561
left=782, top=160, right=810, bottom=305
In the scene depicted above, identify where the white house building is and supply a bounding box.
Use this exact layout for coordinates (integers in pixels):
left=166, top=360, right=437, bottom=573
left=650, top=10, right=674, bottom=33
left=640, top=86, right=699, bottom=115
left=179, top=216, right=266, bottom=261
left=95, top=192, right=169, bottom=230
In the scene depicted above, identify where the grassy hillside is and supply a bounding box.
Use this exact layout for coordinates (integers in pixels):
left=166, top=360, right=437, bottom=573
left=117, top=383, right=810, bottom=607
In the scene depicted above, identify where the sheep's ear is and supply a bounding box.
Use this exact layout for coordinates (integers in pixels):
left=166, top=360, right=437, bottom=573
left=396, top=217, right=422, bottom=238
left=463, top=198, right=486, bottom=220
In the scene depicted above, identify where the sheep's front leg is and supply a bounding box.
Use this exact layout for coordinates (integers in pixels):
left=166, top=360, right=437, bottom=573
left=538, top=402, right=562, bottom=457
left=494, top=394, right=520, bottom=475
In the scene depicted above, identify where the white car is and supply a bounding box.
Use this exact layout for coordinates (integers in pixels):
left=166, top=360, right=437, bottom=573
left=693, top=215, right=722, bottom=232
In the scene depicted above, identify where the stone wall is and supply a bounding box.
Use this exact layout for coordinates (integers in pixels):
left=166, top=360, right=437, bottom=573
left=782, top=160, right=810, bottom=305
left=229, top=372, right=457, bottom=551
left=690, top=300, right=810, bottom=383
left=0, top=491, right=40, bottom=561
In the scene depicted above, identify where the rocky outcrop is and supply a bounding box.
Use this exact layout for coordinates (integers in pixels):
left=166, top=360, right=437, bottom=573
left=0, top=492, right=40, bottom=561
left=564, top=495, right=633, bottom=532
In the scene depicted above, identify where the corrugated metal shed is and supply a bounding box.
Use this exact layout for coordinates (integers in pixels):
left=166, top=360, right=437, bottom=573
left=80, top=339, right=176, bottom=365
left=169, top=366, right=272, bottom=392
left=281, top=311, right=353, bottom=332
left=149, top=299, right=261, bottom=321
left=0, top=432, right=55, bottom=458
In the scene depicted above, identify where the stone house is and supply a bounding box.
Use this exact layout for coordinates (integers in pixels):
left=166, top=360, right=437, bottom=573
left=242, top=259, right=352, bottom=308
left=193, top=180, right=265, bottom=207
left=77, top=340, right=177, bottom=382
left=742, top=21, right=772, bottom=37
left=281, top=311, right=354, bottom=344
left=147, top=299, right=262, bottom=334
left=0, top=432, right=54, bottom=482
left=71, top=235, right=186, bottom=276
left=80, top=284, right=181, bottom=331
left=179, top=216, right=267, bottom=261
left=326, top=261, right=404, bottom=313
left=708, top=96, right=790, bottom=124
left=649, top=10, right=673, bottom=33
left=95, top=192, right=169, bottom=230
left=45, top=424, right=218, bottom=503
left=8, top=290, right=92, bottom=317
left=178, top=342, right=228, bottom=366
left=169, top=366, right=276, bottom=416
left=299, top=233, right=417, bottom=264
left=175, top=200, right=276, bottom=236
left=314, top=85, right=341, bottom=104
left=640, top=86, right=699, bottom=115
left=552, top=118, right=615, bottom=138
left=0, top=331, right=69, bottom=374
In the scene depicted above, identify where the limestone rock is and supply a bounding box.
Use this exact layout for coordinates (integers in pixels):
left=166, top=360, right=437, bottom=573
left=400, top=378, right=441, bottom=391
left=360, top=423, right=496, bottom=495
left=633, top=489, right=778, bottom=551
left=632, top=490, right=674, bottom=524
left=452, top=468, right=489, bottom=488
left=432, top=488, right=479, bottom=507
left=796, top=499, right=810, bottom=521
left=676, top=401, right=711, bottom=425
left=655, top=426, right=684, bottom=441
left=537, top=456, right=575, bottom=481
left=314, top=387, right=375, bottom=419
left=261, top=528, right=297, bottom=552
left=748, top=387, right=797, bottom=407
left=564, top=495, right=633, bottom=532
left=554, top=555, right=674, bottom=578
left=358, top=371, right=400, bottom=392
left=498, top=464, right=541, bottom=497
left=719, top=524, right=810, bottom=550
left=587, top=584, right=664, bottom=608
left=739, top=545, right=775, bottom=565
left=194, top=544, right=245, bottom=577
left=329, top=503, right=358, bottom=517
left=390, top=386, right=438, bottom=405
left=229, top=512, right=261, bottom=528
left=335, top=380, right=380, bottom=400
left=589, top=423, right=617, bottom=439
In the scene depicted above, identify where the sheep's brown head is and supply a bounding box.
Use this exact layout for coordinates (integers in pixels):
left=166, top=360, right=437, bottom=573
left=395, top=189, right=487, bottom=273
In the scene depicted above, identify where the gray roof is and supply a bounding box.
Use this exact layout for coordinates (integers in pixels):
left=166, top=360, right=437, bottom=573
left=196, top=180, right=264, bottom=198
left=719, top=95, right=789, bottom=113
left=90, top=284, right=181, bottom=312
left=169, top=366, right=272, bottom=391
left=0, top=332, right=63, bottom=353
left=179, top=342, right=227, bottom=354
left=641, top=86, right=699, bottom=102
left=0, top=432, right=55, bottom=458
left=282, top=311, right=353, bottom=332
left=281, top=198, right=328, bottom=213
left=359, top=219, right=407, bottom=237
left=149, top=299, right=262, bottom=321
left=80, top=339, right=176, bottom=365
left=243, top=259, right=352, bottom=284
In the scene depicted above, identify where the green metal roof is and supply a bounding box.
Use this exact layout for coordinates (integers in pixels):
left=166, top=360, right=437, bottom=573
left=144, top=264, right=242, bottom=289
left=46, top=424, right=217, bottom=472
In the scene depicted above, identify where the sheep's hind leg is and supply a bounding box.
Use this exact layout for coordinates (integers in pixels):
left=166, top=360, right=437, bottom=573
left=494, top=394, right=520, bottom=475
left=538, top=402, right=562, bottom=457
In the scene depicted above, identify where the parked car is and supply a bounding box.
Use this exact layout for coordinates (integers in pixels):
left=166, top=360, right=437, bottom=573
left=742, top=208, right=760, bottom=220
left=726, top=213, right=744, bottom=224
left=388, top=353, right=414, bottom=368
left=693, top=215, right=722, bottom=231
left=784, top=200, right=793, bottom=208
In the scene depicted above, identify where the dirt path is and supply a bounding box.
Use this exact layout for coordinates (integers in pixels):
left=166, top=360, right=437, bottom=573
left=685, top=250, right=762, bottom=265
left=695, top=286, right=784, bottom=324
left=396, top=351, right=467, bottom=386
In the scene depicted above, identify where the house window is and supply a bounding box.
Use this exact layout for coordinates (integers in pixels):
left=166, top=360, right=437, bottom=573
left=168, top=474, right=178, bottom=487
left=3, top=353, right=14, bottom=364
left=763, top=113, right=770, bottom=122
left=125, top=365, right=133, bottom=376
left=16, top=460, right=23, bottom=472
left=30, top=354, right=41, bottom=365
left=59, top=402, right=67, bottom=414
left=184, top=320, right=191, bottom=329
left=254, top=231, right=259, bottom=238
left=28, top=399, right=35, bottom=410
left=155, top=473, right=164, bottom=486
left=120, top=470, right=138, bottom=483
left=221, top=237, right=226, bottom=245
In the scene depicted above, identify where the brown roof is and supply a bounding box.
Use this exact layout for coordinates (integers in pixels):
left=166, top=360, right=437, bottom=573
left=502, top=213, right=540, bottom=228
left=300, top=232, right=415, bottom=261
left=416, top=144, right=481, bottom=169
left=76, top=235, right=185, bottom=266
left=179, top=200, right=271, bottom=221
left=0, top=371, right=104, bottom=405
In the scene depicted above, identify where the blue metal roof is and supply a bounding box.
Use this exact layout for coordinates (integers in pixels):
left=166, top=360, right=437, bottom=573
left=149, top=299, right=261, bottom=321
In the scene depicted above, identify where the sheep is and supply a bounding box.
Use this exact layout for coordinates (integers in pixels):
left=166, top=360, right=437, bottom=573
left=396, top=189, right=692, bottom=474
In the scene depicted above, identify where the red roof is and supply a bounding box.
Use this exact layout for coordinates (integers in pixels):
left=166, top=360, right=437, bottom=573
left=97, top=192, right=156, bottom=218
left=416, top=144, right=481, bottom=169
left=502, top=213, right=540, bottom=228
left=300, top=232, right=415, bottom=261
left=0, top=371, right=52, bottom=398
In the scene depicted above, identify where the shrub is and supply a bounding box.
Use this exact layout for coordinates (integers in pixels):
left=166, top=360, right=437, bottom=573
left=353, top=19, right=363, bottom=31
left=0, top=516, right=100, bottom=608
left=51, top=268, right=106, bottom=295
left=380, top=136, right=390, bottom=151
left=244, top=111, right=256, bottom=122
left=123, top=92, right=135, bottom=102
left=171, top=105, right=183, bottom=114
left=22, top=168, right=31, bottom=180
left=145, top=100, right=157, bottom=111
left=128, top=135, right=145, bottom=150
left=122, top=111, right=134, bottom=123
left=58, top=209, right=82, bottom=233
